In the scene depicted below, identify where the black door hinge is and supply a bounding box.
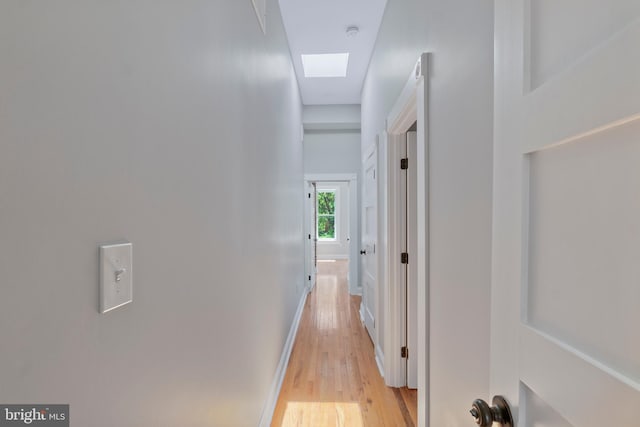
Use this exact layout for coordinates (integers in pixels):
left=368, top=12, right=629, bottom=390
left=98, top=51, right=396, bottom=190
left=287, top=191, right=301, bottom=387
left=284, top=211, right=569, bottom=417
left=308, top=275, right=311, bottom=281
left=401, top=158, right=409, bottom=170
left=308, top=234, right=311, bottom=240
left=401, top=346, right=408, bottom=358
left=308, top=193, right=311, bottom=199
left=401, top=252, right=409, bottom=264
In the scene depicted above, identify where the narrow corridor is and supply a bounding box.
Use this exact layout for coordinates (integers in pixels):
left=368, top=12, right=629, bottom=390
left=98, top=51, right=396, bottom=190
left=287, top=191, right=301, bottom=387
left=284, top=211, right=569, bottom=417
left=272, top=260, right=417, bottom=426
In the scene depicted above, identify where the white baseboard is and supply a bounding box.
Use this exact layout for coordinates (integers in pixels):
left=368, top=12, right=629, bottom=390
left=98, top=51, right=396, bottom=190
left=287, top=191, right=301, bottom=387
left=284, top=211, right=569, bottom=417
left=375, top=344, right=385, bottom=379
left=350, top=287, right=362, bottom=296
left=258, top=288, right=308, bottom=427
left=358, top=303, right=383, bottom=377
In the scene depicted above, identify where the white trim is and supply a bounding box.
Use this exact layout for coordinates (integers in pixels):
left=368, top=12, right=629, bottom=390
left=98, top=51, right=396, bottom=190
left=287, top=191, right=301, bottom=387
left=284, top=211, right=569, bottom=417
left=305, top=173, right=357, bottom=182
left=406, top=130, right=419, bottom=389
left=387, top=68, right=420, bottom=133
left=303, top=122, right=361, bottom=131
left=415, top=60, right=430, bottom=427
left=317, top=254, right=349, bottom=260
left=380, top=53, right=430, bottom=427
left=375, top=344, right=385, bottom=379
left=258, top=288, right=308, bottom=427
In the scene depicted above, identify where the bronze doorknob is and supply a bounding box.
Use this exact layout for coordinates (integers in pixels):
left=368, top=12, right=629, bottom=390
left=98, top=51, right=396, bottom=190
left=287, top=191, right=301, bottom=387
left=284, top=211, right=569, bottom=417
left=469, top=395, right=513, bottom=427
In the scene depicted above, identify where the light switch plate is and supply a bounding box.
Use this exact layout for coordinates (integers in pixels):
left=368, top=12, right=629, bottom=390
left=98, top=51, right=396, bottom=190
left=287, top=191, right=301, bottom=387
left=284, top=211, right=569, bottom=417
left=100, top=242, right=132, bottom=313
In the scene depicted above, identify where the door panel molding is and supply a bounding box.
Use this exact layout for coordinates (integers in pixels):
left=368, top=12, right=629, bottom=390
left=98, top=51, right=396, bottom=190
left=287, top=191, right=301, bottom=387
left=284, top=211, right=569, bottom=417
left=523, top=16, right=640, bottom=153
left=492, top=1, right=640, bottom=424
left=520, top=326, right=639, bottom=426
left=361, top=144, right=378, bottom=347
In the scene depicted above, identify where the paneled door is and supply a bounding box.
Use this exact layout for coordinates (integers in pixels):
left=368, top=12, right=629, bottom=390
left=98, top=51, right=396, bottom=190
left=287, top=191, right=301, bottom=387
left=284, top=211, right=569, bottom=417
left=491, top=1, right=640, bottom=426
left=305, top=181, right=317, bottom=291
left=361, top=145, right=378, bottom=341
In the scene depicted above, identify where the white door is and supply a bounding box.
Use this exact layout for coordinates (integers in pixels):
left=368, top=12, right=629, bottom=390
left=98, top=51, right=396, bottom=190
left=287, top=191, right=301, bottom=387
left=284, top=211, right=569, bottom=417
left=361, top=146, right=378, bottom=341
left=305, top=182, right=317, bottom=291
left=492, top=1, right=640, bottom=426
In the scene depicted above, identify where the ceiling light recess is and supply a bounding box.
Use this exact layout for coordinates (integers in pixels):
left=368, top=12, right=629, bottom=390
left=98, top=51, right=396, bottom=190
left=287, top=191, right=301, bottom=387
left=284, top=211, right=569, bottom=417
left=301, top=53, right=349, bottom=78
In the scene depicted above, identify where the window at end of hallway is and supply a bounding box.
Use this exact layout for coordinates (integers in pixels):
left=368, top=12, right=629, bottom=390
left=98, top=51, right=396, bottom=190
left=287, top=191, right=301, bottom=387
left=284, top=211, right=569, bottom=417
left=317, top=189, right=337, bottom=241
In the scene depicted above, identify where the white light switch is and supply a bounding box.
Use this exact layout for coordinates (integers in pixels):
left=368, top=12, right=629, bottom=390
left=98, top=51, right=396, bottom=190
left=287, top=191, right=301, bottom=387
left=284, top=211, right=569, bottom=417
left=100, top=242, right=133, bottom=313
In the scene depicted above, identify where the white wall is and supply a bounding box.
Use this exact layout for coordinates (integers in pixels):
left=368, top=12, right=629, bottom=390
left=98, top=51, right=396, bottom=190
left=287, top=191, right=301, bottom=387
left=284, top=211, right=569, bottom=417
left=303, top=126, right=361, bottom=291
left=362, top=1, right=494, bottom=425
left=303, top=104, right=361, bottom=131
left=0, top=1, right=303, bottom=426
left=304, top=131, right=361, bottom=174
left=316, top=182, right=350, bottom=259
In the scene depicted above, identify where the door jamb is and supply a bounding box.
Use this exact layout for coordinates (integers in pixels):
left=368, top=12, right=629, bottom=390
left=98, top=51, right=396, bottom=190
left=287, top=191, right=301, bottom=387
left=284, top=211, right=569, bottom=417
left=381, top=53, right=430, bottom=427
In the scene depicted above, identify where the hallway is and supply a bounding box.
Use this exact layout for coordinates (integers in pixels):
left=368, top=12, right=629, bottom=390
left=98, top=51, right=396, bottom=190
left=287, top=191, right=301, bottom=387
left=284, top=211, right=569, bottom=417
left=272, top=260, right=417, bottom=426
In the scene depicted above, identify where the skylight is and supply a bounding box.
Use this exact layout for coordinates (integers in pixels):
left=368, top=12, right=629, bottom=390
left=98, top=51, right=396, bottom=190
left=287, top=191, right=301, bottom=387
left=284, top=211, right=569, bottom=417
left=301, top=53, right=349, bottom=78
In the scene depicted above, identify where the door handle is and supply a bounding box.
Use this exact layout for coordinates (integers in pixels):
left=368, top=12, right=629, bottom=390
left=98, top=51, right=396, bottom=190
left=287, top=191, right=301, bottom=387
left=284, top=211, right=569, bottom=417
left=360, top=250, right=367, bottom=255
left=469, top=396, right=513, bottom=427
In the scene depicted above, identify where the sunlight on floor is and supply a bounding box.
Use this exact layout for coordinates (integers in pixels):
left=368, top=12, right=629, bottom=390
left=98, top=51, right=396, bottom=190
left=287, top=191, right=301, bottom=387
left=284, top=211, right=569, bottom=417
left=317, top=260, right=336, bottom=263
left=281, top=401, right=364, bottom=427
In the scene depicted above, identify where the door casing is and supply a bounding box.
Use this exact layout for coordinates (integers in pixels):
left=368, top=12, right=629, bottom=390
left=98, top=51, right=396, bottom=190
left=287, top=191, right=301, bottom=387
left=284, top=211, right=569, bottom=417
left=379, top=53, right=430, bottom=425
left=304, top=173, right=359, bottom=294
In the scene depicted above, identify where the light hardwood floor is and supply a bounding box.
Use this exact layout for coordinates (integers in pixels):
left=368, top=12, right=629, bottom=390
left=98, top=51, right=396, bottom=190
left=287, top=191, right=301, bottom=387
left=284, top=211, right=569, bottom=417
left=271, top=259, right=417, bottom=427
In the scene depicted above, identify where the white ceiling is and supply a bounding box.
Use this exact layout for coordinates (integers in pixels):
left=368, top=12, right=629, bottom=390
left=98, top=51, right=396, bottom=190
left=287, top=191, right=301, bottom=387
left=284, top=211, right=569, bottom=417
left=279, top=0, right=387, bottom=105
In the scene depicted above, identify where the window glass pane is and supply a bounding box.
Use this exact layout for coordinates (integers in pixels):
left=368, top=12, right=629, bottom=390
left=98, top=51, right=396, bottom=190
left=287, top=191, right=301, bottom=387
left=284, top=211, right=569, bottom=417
left=317, top=191, right=335, bottom=215
left=318, top=216, right=335, bottom=239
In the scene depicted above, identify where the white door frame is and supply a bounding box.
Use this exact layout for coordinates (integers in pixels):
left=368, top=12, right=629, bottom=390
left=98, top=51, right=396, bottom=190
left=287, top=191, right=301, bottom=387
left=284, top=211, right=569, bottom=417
left=405, top=130, right=419, bottom=389
left=380, top=53, right=430, bottom=426
left=304, top=173, right=359, bottom=295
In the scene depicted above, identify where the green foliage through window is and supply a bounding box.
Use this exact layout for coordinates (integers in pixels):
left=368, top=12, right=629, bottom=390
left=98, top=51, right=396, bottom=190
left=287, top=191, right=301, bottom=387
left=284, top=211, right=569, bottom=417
left=317, top=190, right=336, bottom=239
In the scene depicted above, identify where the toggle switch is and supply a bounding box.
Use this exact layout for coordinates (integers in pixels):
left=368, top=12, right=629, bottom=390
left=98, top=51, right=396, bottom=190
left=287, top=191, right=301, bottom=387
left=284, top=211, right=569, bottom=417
left=99, top=242, right=133, bottom=313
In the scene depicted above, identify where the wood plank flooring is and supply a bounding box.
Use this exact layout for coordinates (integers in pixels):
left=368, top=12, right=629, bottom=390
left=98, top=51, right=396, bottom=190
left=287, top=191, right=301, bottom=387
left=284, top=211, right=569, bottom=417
left=271, top=260, right=417, bottom=427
